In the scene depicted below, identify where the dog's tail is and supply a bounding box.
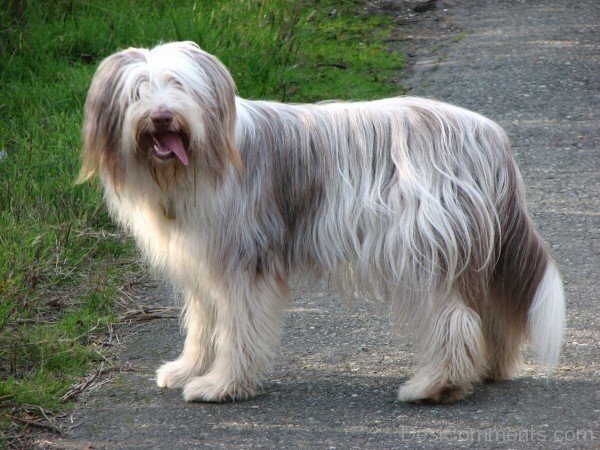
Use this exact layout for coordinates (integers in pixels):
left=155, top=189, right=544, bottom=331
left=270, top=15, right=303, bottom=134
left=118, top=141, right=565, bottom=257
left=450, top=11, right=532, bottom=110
left=527, top=259, right=565, bottom=369
left=493, top=167, right=565, bottom=371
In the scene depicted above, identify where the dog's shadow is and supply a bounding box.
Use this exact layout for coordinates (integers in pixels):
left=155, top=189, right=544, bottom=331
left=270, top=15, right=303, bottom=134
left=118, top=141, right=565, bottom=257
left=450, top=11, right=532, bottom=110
left=163, top=373, right=596, bottom=446
left=193, top=370, right=592, bottom=417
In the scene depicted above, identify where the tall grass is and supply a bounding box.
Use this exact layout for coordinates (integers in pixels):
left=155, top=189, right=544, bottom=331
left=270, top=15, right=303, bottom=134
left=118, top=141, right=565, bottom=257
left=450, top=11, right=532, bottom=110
left=0, top=0, right=403, bottom=440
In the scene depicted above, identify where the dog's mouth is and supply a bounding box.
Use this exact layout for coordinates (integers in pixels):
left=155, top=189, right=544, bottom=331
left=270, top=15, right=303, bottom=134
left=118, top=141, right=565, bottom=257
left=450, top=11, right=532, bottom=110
left=151, top=131, right=189, bottom=166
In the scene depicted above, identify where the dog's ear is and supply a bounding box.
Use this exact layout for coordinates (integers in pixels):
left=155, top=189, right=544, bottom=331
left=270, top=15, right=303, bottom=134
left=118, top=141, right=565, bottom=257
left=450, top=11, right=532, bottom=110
left=77, top=48, right=147, bottom=186
left=180, top=42, right=244, bottom=176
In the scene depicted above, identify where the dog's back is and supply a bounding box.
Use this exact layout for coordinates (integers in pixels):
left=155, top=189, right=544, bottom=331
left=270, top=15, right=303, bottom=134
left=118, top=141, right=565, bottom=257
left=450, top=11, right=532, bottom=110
left=237, top=96, right=565, bottom=402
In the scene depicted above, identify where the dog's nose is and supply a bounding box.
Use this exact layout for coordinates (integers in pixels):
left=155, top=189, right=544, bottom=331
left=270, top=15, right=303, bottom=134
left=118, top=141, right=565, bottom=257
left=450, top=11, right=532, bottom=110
left=151, top=110, right=174, bottom=129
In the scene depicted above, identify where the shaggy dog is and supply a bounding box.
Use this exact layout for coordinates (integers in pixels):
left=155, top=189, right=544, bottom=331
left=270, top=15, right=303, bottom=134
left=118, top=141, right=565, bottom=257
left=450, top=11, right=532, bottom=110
left=79, top=41, right=565, bottom=404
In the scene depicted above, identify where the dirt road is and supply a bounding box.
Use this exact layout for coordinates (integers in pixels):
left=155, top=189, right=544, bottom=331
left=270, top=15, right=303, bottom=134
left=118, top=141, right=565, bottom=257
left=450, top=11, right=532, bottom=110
left=46, top=1, right=599, bottom=448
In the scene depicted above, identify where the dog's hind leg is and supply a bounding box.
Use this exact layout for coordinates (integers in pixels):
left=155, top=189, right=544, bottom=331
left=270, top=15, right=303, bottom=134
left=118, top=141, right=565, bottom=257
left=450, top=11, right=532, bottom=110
left=182, top=272, right=289, bottom=402
left=156, top=292, right=216, bottom=389
left=397, top=292, right=487, bottom=403
left=482, top=304, right=526, bottom=382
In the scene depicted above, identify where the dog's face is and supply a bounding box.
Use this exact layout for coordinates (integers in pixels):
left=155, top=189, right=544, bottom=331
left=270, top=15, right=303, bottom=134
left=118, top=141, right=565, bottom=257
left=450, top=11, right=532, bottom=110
left=79, top=41, right=242, bottom=188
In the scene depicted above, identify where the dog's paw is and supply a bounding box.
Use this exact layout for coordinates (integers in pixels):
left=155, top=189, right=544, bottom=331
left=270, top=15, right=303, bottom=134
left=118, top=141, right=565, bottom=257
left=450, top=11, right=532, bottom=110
left=398, top=377, right=470, bottom=404
left=182, top=374, right=257, bottom=402
left=156, top=359, right=197, bottom=389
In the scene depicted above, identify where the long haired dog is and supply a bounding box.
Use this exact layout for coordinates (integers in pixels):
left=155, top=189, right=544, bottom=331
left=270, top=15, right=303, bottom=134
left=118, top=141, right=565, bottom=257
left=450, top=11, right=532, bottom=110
left=79, top=41, right=565, bottom=404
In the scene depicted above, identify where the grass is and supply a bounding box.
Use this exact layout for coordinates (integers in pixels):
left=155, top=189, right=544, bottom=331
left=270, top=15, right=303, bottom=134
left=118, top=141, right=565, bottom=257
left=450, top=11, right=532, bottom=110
left=0, top=0, right=404, bottom=444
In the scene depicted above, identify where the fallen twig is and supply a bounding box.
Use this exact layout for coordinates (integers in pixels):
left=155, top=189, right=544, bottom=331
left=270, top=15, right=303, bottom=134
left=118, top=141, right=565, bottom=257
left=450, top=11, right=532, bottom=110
left=6, top=404, right=68, bottom=440
left=60, top=365, right=107, bottom=403
left=118, top=306, right=179, bottom=323
left=316, top=62, right=348, bottom=69
left=11, top=416, right=62, bottom=434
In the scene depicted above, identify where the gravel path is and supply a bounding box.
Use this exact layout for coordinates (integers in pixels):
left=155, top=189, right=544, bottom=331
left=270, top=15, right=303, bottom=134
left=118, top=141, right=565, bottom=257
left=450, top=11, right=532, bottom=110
left=45, top=1, right=599, bottom=448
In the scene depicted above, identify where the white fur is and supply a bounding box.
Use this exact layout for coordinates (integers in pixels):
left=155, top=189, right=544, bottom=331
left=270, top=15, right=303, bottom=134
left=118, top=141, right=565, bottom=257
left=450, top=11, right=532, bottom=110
left=528, top=262, right=566, bottom=370
left=80, top=41, right=566, bottom=403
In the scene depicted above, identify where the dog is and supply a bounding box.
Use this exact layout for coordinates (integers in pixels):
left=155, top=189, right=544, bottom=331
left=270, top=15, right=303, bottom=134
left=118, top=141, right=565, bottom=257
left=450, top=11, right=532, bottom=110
left=78, top=41, right=565, bottom=404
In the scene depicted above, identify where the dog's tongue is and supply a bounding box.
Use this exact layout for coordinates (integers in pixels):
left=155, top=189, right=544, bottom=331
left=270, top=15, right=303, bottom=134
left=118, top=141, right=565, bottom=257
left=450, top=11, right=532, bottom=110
left=156, top=133, right=189, bottom=166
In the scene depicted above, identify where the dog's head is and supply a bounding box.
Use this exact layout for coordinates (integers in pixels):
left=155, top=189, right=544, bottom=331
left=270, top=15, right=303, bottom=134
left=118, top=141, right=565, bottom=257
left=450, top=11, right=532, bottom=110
left=78, top=41, right=242, bottom=188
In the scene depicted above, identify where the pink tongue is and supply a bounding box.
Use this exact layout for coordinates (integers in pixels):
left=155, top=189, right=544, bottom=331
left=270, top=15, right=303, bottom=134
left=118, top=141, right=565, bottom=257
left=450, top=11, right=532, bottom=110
left=157, top=133, right=188, bottom=166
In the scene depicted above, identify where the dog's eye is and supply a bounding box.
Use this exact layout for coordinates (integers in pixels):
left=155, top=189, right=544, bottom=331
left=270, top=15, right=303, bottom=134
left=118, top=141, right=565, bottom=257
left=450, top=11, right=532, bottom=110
left=132, top=81, right=149, bottom=102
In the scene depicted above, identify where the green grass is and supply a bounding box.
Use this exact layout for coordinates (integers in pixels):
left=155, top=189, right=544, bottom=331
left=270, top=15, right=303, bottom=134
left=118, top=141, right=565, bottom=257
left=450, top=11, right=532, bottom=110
left=0, top=0, right=404, bottom=442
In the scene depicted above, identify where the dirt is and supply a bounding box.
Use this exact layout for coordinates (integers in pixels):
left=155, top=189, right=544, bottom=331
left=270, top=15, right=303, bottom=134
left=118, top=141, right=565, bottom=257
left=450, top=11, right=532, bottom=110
left=38, top=1, right=599, bottom=448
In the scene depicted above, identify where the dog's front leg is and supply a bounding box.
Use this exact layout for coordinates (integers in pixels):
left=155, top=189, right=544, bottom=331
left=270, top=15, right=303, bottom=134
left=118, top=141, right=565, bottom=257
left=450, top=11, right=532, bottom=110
left=182, top=272, right=289, bottom=402
left=156, top=291, right=216, bottom=389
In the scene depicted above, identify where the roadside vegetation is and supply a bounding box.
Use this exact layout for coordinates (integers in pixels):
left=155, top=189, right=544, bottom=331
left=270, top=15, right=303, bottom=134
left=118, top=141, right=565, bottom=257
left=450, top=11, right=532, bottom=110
left=0, top=0, right=403, bottom=444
